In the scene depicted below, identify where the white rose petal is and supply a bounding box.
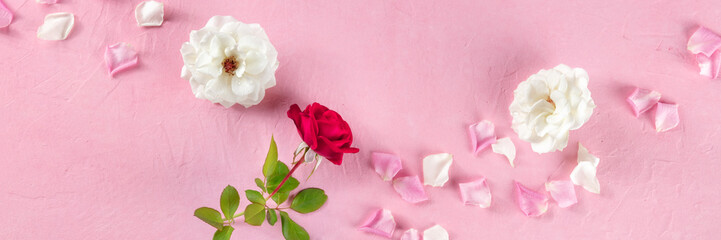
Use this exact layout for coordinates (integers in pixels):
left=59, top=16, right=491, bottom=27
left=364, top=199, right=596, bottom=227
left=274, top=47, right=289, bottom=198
left=423, top=153, right=453, bottom=187
left=135, top=1, right=164, bottom=27
left=423, top=225, right=449, bottom=240
left=491, top=137, right=516, bottom=167
left=509, top=64, right=596, bottom=154
left=37, top=12, right=75, bottom=40
left=571, top=143, right=600, bottom=194
left=36, top=0, right=57, bottom=5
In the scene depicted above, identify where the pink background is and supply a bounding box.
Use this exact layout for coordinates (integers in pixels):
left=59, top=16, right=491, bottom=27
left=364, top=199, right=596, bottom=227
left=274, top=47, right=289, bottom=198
left=1, top=0, right=720, bottom=239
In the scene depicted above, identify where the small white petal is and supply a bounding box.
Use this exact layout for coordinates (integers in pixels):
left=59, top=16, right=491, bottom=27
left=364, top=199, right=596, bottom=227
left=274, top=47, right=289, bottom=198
left=491, top=137, right=516, bottom=167
left=358, top=209, right=395, bottom=238
left=571, top=143, right=600, bottom=194
left=36, top=0, right=57, bottom=4
left=37, top=12, right=75, bottom=40
left=423, top=225, right=449, bottom=240
left=135, top=1, right=164, bottom=27
left=423, top=153, right=453, bottom=187
left=400, top=228, right=421, bottom=240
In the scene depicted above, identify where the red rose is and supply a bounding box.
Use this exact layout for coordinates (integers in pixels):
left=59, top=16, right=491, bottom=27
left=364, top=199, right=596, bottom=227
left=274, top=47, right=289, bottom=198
left=287, top=103, right=359, bottom=165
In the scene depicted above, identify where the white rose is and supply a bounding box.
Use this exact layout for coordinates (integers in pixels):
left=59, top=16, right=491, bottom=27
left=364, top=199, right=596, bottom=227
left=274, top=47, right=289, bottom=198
left=509, top=64, right=595, bottom=153
left=180, top=16, right=279, bottom=108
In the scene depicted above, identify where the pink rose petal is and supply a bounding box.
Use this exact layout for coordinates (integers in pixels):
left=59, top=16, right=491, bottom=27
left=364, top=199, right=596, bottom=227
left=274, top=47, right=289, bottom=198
left=626, top=88, right=662, bottom=117
left=36, top=0, right=58, bottom=4
left=655, top=102, right=679, bottom=132
left=392, top=176, right=429, bottom=203
left=372, top=152, right=402, bottom=181
left=513, top=181, right=548, bottom=217
left=697, top=50, right=721, bottom=79
left=400, top=228, right=421, bottom=240
left=458, top=178, right=492, bottom=208
left=688, top=26, right=721, bottom=56
left=545, top=180, right=577, bottom=208
left=358, top=209, right=396, bottom=238
left=0, top=0, right=13, bottom=28
left=104, top=43, right=139, bottom=77
left=468, top=120, right=496, bottom=155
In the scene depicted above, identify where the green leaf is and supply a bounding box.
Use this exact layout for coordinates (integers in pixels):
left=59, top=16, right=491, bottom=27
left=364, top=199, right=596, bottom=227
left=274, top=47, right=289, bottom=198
left=245, top=190, right=266, bottom=205
left=272, top=191, right=290, bottom=205
left=266, top=161, right=290, bottom=189
left=212, top=226, right=234, bottom=240
left=280, top=211, right=309, bottom=240
left=219, top=185, right=240, bottom=219
left=194, top=207, right=224, bottom=230
left=243, top=203, right=266, bottom=226
left=290, top=188, right=328, bottom=214
left=267, top=209, right=278, bottom=226
left=255, top=178, right=267, bottom=192
left=263, top=136, right=279, bottom=178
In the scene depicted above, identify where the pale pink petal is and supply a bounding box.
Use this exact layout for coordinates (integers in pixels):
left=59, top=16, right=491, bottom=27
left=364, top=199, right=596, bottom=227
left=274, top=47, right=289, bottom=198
left=392, top=176, right=428, bottom=203
left=626, top=88, right=662, bottom=117
left=655, top=102, right=679, bottom=132
left=372, top=152, right=402, bottom=181
left=104, top=43, right=139, bottom=77
left=688, top=26, right=721, bottom=56
left=36, top=0, right=58, bottom=4
left=468, top=120, right=496, bottom=154
left=697, top=50, right=721, bottom=79
left=423, top=225, right=449, bottom=240
left=400, top=228, right=421, bottom=240
left=545, top=180, right=577, bottom=208
left=513, top=181, right=548, bottom=217
left=458, top=178, right=491, bottom=208
left=135, top=1, right=164, bottom=27
left=491, top=137, right=516, bottom=167
left=0, top=0, right=12, bottom=28
left=358, top=209, right=396, bottom=238
left=37, top=12, right=75, bottom=40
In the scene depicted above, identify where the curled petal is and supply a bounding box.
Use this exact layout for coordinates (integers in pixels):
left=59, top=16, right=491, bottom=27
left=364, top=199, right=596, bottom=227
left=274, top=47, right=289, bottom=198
left=423, top=225, right=449, bottom=240
left=491, top=137, right=516, bottom=167
left=469, top=120, right=496, bottom=154
left=135, top=1, right=164, bottom=27
left=400, top=228, right=421, bottom=240
left=688, top=26, right=721, bottom=56
left=423, top=153, right=453, bottom=187
left=358, top=209, right=396, bottom=238
left=36, top=0, right=57, bottom=4
left=372, top=152, right=402, bottom=181
left=0, top=0, right=13, bottom=28
left=697, top=50, right=721, bottom=79
left=571, top=144, right=600, bottom=194
left=513, top=181, right=549, bottom=217
left=458, top=178, right=492, bottom=208
left=392, top=176, right=428, bottom=203
left=37, top=12, right=75, bottom=40
left=655, top=103, right=679, bottom=132
left=626, top=88, right=662, bottom=117
left=545, top=180, right=577, bottom=208
left=104, top=43, right=139, bottom=77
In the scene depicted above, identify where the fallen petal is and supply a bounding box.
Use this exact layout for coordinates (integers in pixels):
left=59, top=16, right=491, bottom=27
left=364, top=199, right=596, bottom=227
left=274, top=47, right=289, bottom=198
left=135, top=1, right=164, bottom=27
left=36, top=0, right=58, bottom=4
left=104, top=43, right=139, bottom=77
left=697, top=50, right=721, bottom=79
left=655, top=102, right=679, bottom=132
left=358, top=209, right=396, bottom=238
left=688, top=26, right=721, bottom=56
left=458, top=178, right=492, bottom=208
left=37, top=12, right=75, bottom=40
left=392, top=176, right=428, bottom=203
left=400, top=228, right=421, bottom=240
left=513, top=181, right=548, bottom=217
left=545, top=180, right=577, bottom=208
left=469, top=120, right=496, bottom=154
left=626, top=88, right=662, bottom=117
left=423, top=225, right=449, bottom=240
left=423, top=153, right=453, bottom=187
left=0, top=0, right=13, bottom=28
left=491, top=137, right=516, bottom=167
left=571, top=143, right=600, bottom=194
left=372, top=152, right=402, bottom=181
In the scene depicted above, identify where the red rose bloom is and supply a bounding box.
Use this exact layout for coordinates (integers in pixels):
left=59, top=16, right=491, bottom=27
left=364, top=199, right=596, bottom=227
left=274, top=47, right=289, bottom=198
left=287, top=103, right=359, bottom=165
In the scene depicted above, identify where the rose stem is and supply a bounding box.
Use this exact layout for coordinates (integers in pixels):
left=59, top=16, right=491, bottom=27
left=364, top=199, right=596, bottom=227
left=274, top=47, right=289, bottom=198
left=267, top=158, right=305, bottom=200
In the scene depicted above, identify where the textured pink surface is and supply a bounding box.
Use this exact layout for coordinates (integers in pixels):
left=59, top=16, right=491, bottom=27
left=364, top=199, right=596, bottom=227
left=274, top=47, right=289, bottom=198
left=2, top=0, right=721, bottom=239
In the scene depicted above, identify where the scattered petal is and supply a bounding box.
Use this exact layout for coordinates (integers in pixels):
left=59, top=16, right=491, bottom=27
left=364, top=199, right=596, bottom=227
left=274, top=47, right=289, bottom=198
left=626, top=88, right=662, bottom=117
left=104, top=43, right=139, bottom=77
left=469, top=120, right=496, bottom=154
left=392, top=176, right=428, bottom=204
left=513, top=181, right=548, bottom=217
left=458, top=178, right=492, bottom=208
left=570, top=143, right=600, bottom=194
left=688, top=26, right=721, bottom=56
left=423, top=153, right=453, bottom=187
left=655, top=102, right=680, bottom=132
left=372, top=152, right=402, bottom=181
left=400, top=228, right=421, bottom=240
left=697, top=50, right=721, bottom=79
left=37, top=12, right=75, bottom=40
left=491, top=137, right=516, bottom=167
left=545, top=180, right=577, bottom=208
left=36, top=0, right=58, bottom=4
left=0, top=0, right=13, bottom=28
left=423, top=225, right=449, bottom=240
left=135, top=1, right=164, bottom=27
left=358, top=209, right=395, bottom=238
